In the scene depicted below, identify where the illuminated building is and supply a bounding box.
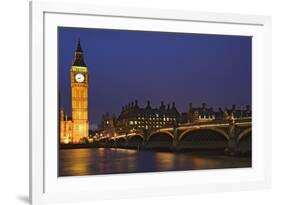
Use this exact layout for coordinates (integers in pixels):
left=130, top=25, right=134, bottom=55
left=60, top=109, right=73, bottom=144
left=181, top=103, right=251, bottom=123
left=71, top=38, right=89, bottom=143
left=184, top=103, right=215, bottom=123
left=99, top=112, right=117, bottom=139
left=115, top=100, right=180, bottom=133
left=60, top=39, right=89, bottom=144
left=97, top=101, right=251, bottom=138
left=223, top=104, right=251, bottom=119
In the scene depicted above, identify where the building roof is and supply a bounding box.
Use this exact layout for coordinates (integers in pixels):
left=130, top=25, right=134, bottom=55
left=76, top=38, right=83, bottom=52
left=118, top=101, right=180, bottom=120
left=72, top=38, right=87, bottom=67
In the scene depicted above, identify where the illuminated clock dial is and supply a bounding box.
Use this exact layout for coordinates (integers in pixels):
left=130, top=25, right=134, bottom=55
left=75, top=73, right=85, bottom=83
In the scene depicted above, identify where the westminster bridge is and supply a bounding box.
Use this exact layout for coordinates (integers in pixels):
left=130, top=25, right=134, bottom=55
left=95, top=117, right=252, bottom=154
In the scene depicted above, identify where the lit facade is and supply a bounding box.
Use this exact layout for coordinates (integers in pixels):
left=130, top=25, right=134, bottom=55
left=180, top=103, right=252, bottom=123
left=71, top=39, right=89, bottom=143
left=186, top=103, right=215, bottom=123
left=99, top=112, right=117, bottom=138
left=60, top=109, right=73, bottom=144
left=60, top=39, right=89, bottom=144
left=115, top=100, right=180, bottom=134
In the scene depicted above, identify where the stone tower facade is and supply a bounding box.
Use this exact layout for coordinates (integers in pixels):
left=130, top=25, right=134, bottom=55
left=70, top=39, right=89, bottom=143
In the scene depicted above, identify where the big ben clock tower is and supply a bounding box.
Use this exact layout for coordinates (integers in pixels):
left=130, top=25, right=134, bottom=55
left=70, top=38, right=89, bottom=143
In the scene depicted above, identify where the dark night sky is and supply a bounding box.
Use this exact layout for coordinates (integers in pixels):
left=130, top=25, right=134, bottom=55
left=58, top=27, right=252, bottom=128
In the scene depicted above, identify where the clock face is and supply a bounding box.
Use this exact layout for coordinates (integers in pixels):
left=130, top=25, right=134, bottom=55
left=75, top=73, right=85, bottom=83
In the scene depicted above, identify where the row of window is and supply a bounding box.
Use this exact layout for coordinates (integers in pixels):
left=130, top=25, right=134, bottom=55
left=135, top=117, right=176, bottom=121
left=129, top=125, right=164, bottom=129
left=129, top=120, right=175, bottom=125
left=197, top=115, right=216, bottom=119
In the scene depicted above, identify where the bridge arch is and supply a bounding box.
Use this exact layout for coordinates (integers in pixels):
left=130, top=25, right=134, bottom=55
left=178, top=127, right=229, bottom=141
left=237, top=127, right=252, bottom=142
left=115, top=137, right=126, bottom=147
left=178, top=128, right=229, bottom=150
left=115, top=137, right=126, bottom=141
left=98, top=138, right=107, bottom=143
left=237, top=127, right=252, bottom=154
left=128, top=134, right=144, bottom=141
left=127, top=135, right=144, bottom=148
left=148, top=131, right=174, bottom=141
left=146, top=131, right=174, bottom=149
left=107, top=139, right=115, bottom=147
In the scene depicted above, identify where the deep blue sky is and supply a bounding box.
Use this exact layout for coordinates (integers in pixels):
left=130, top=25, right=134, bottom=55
left=58, top=27, right=252, bottom=128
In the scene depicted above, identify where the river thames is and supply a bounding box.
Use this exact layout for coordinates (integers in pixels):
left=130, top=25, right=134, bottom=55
left=59, top=148, right=251, bottom=176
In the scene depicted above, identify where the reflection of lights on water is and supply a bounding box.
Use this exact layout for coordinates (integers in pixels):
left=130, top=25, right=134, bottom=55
left=192, top=157, right=218, bottom=169
left=109, top=148, right=137, bottom=154
left=154, top=152, right=176, bottom=170
left=192, top=157, right=206, bottom=169
left=60, top=148, right=251, bottom=176
left=66, top=149, right=92, bottom=175
left=98, top=147, right=106, bottom=157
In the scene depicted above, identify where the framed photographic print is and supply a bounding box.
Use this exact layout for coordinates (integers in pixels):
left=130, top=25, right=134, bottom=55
left=30, top=0, right=272, bottom=204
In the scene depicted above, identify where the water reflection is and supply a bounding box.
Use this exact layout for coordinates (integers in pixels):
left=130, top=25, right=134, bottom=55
left=60, top=148, right=92, bottom=176
left=59, top=148, right=251, bottom=176
left=154, top=152, right=176, bottom=170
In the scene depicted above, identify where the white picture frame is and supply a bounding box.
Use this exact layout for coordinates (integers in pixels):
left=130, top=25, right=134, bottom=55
left=30, top=0, right=272, bottom=204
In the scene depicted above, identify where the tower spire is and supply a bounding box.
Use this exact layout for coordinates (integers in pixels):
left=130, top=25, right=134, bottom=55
left=72, top=37, right=86, bottom=67
left=76, top=37, right=83, bottom=53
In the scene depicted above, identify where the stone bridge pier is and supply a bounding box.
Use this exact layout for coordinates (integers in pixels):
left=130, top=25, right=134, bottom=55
left=172, top=127, right=179, bottom=150
left=225, top=117, right=238, bottom=155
